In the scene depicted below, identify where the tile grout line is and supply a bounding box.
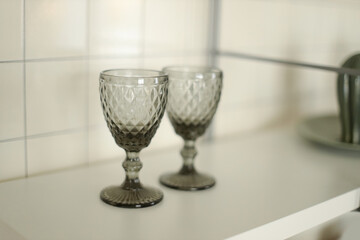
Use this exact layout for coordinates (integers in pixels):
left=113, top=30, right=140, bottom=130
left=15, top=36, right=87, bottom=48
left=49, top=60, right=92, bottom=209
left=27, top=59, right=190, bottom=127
left=0, top=51, right=209, bottom=64
left=22, top=0, right=28, bottom=177
left=0, top=60, right=23, bottom=64
left=85, top=0, right=90, bottom=166
left=204, top=0, right=221, bottom=141
left=26, top=127, right=88, bottom=140
left=183, top=0, right=188, bottom=64
left=140, top=0, right=146, bottom=67
left=0, top=137, right=25, bottom=144
left=0, top=126, right=96, bottom=144
left=208, top=0, right=220, bottom=67
left=218, top=50, right=360, bottom=76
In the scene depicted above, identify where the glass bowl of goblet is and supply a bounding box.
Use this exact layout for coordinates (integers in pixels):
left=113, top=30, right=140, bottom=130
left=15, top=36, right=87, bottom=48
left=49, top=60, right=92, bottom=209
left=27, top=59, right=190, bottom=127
left=99, top=69, right=168, bottom=208
left=159, top=66, right=222, bottom=191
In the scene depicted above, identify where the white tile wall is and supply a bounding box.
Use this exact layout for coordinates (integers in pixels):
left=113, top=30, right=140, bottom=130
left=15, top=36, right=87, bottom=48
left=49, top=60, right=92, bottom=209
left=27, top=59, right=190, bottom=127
left=0, top=63, right=24, bottom=140
left=0, top=140, right=25, bottom=181
left=218, top=57, right=286, bottom=106
left=26, top=61, right=87, bottom=135
left=184, top=0, right=210, bottom=53
left=220, top=0, right=289, bottom=59
left=220, top=0, right=360, bottom=66
left=215, top=101, right=286, bottom=136
left=89, top=126, right=122, bottom=163
left=145, top=0, right=209, bottom=56
left=89, top=0, right=142, bottom=56
left=145, top=0, right=187, bottom=56
left=27, top=131, right=87, bottom=175
left=144, top=56, right=186, bottom=70
left=0, top=0, right=23, bottom=61
left=184, top=56, right=208, bottom=66
left=26, top=0, right=87, bottom=59
left=215, top=56, right=338, bottom=137
left=219, top=57, right=337, bottom=108
left=0, top=0, right=354, bottom=181
left=144, top=55, right=208, bottom=70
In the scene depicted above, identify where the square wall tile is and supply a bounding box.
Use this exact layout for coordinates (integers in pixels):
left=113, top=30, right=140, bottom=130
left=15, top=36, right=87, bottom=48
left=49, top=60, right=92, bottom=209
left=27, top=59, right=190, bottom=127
left=144, top=56, right=185, bottom=70
left=218, top=57, right=288, bottom=107
left=281, top=66, right=337, bottom=100
left=218, top=56, right=338, bottom=117
left=215, top=57, right=339, bottom=137
left=89, top=0, right=142, bottom=56
left=183, top=55, right=208, bottom=66
left=145, top=0, right=186, bottom=55
left=27, top=131, right=87, bottom=175
left=296, top=92, right=337, bottom=118
left=89, top=126, right=123, bottom=163
left=220, top=0, right=360, bottom=66
left=0, top=140, right=25, bottom=181
left=89, top=58, right=141, bottom=127
left=144, top=55, right=209, bottom=72
left=220, top=0, right=289, bottom=57
left=147, top=116, right=181, bottom=152
left=0, top=0, right=23, bottom=61
left=338, top=4, right=360, bottom=52
left=26, top=0, right=87, bottom=59
left=26, top=61, right=87, bottom=135
left=0, top=63, right=24, bottom=140
left=218, top=57, right=259, bottom=106
left=184, top=0, right=209, bottom=53
left=214, top=102, right=285, bottom=137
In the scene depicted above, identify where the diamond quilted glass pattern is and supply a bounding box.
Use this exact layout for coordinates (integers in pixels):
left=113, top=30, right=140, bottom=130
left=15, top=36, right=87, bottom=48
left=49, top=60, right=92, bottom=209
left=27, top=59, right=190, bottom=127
left=159, top=66, right=222, bottom=191
left=100, top=82, right=168, bottom=152
left=99, top=69, right=168, bottom=208
left=167, top=75, right=222, bottom=140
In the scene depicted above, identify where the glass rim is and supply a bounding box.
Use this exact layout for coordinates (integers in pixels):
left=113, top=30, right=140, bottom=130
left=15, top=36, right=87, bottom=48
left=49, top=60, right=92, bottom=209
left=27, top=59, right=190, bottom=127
left=100, top=69, right=168, bottom=78
left=162, top=66, right=222, bottom=77
left=100, top=69, right=168, bottom=85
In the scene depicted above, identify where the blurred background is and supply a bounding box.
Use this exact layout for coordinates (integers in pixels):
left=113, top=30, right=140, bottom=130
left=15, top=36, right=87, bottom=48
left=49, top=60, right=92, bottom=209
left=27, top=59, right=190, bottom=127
left=1, top=0, right=360, bottom=239
left=0, top=0, right=359, bottom=182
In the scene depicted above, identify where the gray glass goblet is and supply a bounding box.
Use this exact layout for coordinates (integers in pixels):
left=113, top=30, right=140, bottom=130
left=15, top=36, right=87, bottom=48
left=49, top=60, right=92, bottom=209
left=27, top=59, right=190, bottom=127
left=99, top=69, right=168, bottom=208
left=159, top=66, right=223, bottom=191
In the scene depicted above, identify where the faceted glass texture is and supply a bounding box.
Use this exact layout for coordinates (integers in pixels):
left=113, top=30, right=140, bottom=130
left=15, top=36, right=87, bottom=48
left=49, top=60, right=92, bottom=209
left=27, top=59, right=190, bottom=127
left=166, top=66, right=223, bottom=140
left=100, top=79, right=168, bottom=152
left=99, top=69, right=168, bottom=208
left=160, top=66, right=223, bottom=191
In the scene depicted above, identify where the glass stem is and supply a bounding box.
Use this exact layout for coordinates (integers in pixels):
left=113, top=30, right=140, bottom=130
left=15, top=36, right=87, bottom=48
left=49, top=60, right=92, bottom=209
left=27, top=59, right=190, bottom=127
left=179, top=140, right=197, bottom=175
left=122, top=151, right=143, bottom=190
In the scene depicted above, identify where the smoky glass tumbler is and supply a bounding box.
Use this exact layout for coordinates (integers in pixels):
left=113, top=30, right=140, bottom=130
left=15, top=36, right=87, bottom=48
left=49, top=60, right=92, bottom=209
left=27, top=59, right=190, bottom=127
left=159, top=66, right=223, bottom=191
left=99, top=69, right=168, bottom=208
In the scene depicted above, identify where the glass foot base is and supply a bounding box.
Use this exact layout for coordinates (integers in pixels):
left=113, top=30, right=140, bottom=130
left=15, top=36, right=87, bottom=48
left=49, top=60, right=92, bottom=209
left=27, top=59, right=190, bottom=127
left=159, top=172, right=215, bottom=191
left=100, top=185, right=163, bottom=208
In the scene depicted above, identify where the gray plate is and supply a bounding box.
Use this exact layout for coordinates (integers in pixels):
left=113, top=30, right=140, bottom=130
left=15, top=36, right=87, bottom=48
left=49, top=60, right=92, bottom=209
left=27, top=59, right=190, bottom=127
left=298, top=115, right=360, bottom=151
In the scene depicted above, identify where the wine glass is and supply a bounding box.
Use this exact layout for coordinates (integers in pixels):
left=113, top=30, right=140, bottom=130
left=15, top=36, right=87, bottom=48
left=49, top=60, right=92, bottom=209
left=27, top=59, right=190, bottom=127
left=159, top=66, right=223, bottom=190
left=99, top=69, right=168, bottom=208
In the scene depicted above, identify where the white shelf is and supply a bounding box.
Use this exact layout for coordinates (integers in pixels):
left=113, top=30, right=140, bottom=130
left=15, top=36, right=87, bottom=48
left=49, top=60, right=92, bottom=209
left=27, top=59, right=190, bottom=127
left=0, top=126, right=359, bottom=240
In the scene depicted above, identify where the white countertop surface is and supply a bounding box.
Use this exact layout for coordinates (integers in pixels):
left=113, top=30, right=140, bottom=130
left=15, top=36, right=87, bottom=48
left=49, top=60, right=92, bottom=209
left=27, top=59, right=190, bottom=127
left=0, top=126, right=360, bottom=240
